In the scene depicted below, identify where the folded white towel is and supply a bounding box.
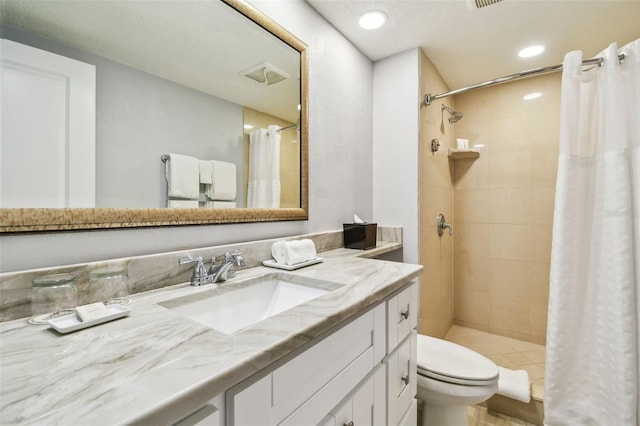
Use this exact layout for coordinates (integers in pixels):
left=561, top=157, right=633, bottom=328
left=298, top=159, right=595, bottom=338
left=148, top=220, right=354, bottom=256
left=497, top=367, right=531, bottom=403
left=166, top=154, right=200, bottom=199
left=206, top=160, right=236, bottom=201
left=205, top=201, right=236, bottom=209
left=271, top=239, right=317, bottom=265
left=167, top=199, right=199, bottom=208
left=199, top=160, right=213, bottom=184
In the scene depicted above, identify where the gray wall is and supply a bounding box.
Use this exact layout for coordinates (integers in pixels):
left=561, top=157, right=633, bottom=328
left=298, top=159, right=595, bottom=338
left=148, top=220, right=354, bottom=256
left=0, top=0, right=374, bottom=272
left=1, top=25, right=244, bottom=208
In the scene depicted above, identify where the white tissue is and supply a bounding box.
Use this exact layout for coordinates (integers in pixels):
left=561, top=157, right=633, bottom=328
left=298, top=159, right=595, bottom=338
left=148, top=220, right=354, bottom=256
left=354, top=214, right=365, bottom=224
left=456, top=138, right=469, bottom=149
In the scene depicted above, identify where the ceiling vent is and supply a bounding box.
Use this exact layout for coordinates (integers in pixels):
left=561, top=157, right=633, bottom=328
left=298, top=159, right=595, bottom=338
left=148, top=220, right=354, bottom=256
left=466, top=0, right=503, bottom=10
left=241, top=62, right=289, bottom=86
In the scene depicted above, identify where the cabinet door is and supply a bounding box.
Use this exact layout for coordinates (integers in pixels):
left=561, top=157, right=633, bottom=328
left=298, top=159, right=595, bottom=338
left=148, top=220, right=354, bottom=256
left=386, top=331, right=417, bottom=426
left=387, top=282, right=418, bottom=353
left=329, top=365, right=385, bottom=426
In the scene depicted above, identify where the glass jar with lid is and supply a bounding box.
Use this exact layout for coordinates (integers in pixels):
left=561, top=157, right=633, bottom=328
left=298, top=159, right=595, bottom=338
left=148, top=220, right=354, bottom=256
left=89, top=266, right=129, bottom=304
left=31, top=273, right=78, bottom=316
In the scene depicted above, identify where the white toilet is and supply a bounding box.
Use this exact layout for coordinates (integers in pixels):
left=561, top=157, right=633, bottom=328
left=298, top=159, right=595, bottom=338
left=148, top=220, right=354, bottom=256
left=416, top=334, right=499, bottom=426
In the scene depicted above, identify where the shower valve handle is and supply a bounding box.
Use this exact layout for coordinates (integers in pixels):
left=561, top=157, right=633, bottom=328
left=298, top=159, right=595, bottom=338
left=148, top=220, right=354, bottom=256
left=437, top=214, right=453, bottom=237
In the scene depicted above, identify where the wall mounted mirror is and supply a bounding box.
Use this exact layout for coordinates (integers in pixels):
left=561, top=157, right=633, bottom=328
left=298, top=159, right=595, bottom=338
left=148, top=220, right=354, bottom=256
left=0, top=0, right=308, bottom=232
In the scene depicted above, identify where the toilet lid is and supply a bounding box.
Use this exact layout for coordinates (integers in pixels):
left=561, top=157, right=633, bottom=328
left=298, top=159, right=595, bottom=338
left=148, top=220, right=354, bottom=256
left=417, top=335, right=499, bottom=386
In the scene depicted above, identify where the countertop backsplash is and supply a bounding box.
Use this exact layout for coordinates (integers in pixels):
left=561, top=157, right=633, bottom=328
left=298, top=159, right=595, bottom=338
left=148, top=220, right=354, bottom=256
left=0, top=227, right=402, bottom=322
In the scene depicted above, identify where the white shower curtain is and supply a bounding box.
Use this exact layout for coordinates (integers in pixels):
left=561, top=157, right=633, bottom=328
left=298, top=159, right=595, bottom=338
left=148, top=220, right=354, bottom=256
left=545, top=39, right=639, bottom=425
left=247, top=125, right=281, bottom=208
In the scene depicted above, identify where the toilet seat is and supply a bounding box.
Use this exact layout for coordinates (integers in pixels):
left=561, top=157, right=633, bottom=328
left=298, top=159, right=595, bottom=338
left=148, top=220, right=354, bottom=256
left=417, top=335, right=498, bottom=386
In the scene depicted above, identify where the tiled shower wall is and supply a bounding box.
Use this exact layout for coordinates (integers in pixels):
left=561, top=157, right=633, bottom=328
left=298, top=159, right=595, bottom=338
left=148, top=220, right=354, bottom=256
left=451, top=73, right=561, bottom=345
left=418, top=50, right=455, bottom=338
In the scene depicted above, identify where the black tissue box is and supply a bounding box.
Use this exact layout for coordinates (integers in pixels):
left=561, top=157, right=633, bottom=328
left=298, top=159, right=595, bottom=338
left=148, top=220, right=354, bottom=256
left=343, top=223, right=377, bottom=250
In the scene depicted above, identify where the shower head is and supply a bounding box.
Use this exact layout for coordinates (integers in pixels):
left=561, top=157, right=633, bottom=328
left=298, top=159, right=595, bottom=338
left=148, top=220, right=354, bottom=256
left=441, top=104, right=464, bottom=123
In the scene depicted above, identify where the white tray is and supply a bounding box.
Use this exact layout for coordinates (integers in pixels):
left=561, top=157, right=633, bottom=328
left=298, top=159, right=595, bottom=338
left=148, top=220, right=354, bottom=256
left=48, top=304, right=130, bottom=334
left=262, top=257, right=323, bottom=270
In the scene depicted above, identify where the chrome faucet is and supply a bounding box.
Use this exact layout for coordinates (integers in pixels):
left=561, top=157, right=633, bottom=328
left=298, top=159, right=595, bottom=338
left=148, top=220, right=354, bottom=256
left=179, top=250, right=245, bottom=286
left=209, top=250, right=246, bottom=283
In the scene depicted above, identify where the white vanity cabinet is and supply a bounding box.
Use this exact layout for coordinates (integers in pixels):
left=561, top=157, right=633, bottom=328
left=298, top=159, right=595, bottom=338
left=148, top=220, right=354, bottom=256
left=226, top=280, right=419, bottom=426
left=385, top=283, right=419, bottom=425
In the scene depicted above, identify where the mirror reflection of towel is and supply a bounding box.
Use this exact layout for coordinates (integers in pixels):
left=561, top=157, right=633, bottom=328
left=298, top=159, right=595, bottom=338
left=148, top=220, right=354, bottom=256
left=199, top=160, right=213, bottom=184
left=205, top=201, right=236, bottom=208
left=167, top=200, right=198, bottom=208
left=166, top=154, right=199, bottom=199
left=206, top=160, right=236, bottom=201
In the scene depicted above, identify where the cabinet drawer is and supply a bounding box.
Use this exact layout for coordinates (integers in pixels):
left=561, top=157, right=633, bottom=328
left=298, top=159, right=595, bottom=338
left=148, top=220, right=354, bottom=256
left=272, top=303, right=385, bottom=421
left=229, top=303, right=385, bottom=426
left=386, top=281, right=418, bottom=353
left=387, top=331, right=417, bottom=426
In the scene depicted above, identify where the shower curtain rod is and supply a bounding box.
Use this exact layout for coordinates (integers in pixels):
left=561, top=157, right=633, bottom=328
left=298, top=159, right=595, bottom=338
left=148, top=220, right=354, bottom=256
left=277, top=124, right=298, bottom=132
left=423, top=53, right=626, bottom=106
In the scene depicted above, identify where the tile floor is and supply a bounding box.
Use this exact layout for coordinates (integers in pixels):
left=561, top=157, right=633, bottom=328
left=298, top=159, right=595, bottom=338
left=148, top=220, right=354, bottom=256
left=444, top=325, right=546, bottom=401
left=468, top=405, right=538, bottom=426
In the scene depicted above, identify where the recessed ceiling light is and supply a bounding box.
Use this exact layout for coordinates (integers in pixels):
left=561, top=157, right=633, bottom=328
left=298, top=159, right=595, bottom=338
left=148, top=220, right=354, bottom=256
left=523, top=92, right=542, bottom=100
left=359, top=11, right=387, bottom=30
left=518, top=45, right=545, bottom=58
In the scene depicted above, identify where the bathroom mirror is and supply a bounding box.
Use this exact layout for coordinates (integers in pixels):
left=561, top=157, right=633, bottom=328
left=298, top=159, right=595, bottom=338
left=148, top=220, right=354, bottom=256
left=0, top=0, right=308, bottom=232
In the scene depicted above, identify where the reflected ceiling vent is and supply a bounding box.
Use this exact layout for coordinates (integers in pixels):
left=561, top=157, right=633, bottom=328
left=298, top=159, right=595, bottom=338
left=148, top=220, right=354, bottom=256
left=466, top=0, right=503, bottom=10
left=241, top=62, right=289, bottom=85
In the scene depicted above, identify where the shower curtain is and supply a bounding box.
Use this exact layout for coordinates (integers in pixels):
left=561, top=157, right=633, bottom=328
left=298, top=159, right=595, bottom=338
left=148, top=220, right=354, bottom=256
left=545, top=39, right=639, bottom=425
left=247, top=125, right=281, bottom=208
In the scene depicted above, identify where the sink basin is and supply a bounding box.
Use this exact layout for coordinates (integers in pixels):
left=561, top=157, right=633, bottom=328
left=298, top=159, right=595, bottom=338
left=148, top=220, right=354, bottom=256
left=160, top=275, right=339, bottom=335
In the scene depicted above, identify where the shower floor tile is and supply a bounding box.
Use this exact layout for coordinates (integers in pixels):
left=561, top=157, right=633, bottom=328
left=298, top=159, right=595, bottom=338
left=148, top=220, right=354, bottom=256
left=445, top=325, right=546, bottom=401
left=468, top=405, right=538, bottom=426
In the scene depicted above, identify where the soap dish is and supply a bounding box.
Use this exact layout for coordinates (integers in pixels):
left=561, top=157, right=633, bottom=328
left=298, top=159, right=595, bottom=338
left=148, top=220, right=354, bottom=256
left=262, top=257, right=323, bottom=270
left=48, top=304, right=130, bottom=334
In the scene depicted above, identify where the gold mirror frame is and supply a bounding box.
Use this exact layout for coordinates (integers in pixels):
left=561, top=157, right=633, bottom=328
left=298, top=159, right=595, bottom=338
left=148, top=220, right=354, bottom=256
left=0, top=0, right=308, bottom=233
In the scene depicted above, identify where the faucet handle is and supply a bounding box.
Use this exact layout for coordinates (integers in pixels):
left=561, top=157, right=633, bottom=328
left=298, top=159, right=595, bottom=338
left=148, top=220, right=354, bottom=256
left=179, top=255, right=208, bottom=285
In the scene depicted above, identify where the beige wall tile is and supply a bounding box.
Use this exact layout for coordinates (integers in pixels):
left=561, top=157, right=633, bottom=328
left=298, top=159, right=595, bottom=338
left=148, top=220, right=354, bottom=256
left=454, top=288, right=489, bottom=328
left=454, top=254, right=491, bottom=292
left=489, top=224, right=532, bottom=261
left=488, top=150, right=532, bottom=189
left=531, top=147, right=559, bottom=188
left=488, top=188, right=532, bottom=224
left=454, top=189, right=489, bottom=224
left=531, top=225, right=552, bottom=263
left=455, top=223, right=491, bottom=258
left=419, top=50, right=455, bottom=337
left=429, top=58, right=559, bottom=345
left=531, top=188, right=555, bottom=225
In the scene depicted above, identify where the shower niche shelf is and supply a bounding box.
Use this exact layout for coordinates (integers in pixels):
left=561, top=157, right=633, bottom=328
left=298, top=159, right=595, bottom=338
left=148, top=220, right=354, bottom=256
left=448, top=148, right=480, bottom=160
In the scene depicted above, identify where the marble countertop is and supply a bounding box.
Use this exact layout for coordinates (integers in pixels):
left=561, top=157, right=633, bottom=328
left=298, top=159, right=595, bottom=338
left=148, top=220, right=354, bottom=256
left=0, top=244, right=422, bottom=425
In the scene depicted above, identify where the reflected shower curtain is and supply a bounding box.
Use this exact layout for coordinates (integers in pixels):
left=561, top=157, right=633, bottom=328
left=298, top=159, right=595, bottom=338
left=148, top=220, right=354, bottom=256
left=545, top=39, right=639, bottom=425
left=247, top=125, right=281, bottom=208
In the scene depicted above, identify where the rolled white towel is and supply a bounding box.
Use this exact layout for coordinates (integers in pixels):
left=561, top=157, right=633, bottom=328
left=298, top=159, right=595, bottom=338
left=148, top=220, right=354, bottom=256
left=284, top=239, right=317, bottom=265
left=271, top=239, right=317, bottom=265
left=271, top=240, right=288, bottom=264
left=497, top=367, right=531, bottom=403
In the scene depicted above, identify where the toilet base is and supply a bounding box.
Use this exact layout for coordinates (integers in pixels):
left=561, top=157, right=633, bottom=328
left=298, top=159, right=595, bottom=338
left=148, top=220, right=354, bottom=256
left=422, top=401, right=468, bottom=426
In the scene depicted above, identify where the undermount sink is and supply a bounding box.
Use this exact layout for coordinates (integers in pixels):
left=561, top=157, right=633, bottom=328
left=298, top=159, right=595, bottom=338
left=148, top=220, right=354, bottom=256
left=159, top=274, right=341, bottom=335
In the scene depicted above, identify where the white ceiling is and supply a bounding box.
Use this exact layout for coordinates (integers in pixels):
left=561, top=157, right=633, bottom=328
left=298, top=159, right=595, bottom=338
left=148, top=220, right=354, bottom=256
left=305, top=0, right=640, bottom=90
